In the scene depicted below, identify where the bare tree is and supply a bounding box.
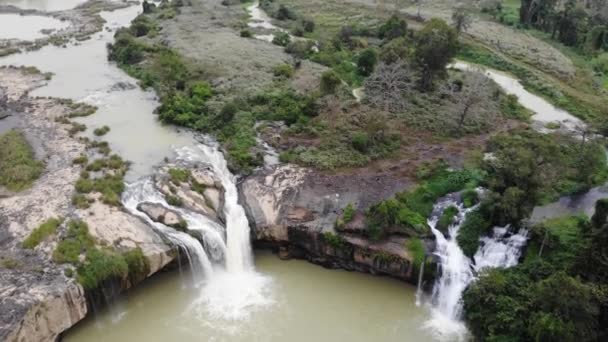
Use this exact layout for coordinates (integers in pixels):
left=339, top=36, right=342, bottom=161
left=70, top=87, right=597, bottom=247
left=452, top=6, right=473, bottom=35
left=442, top=71, right=494, bottom=135
left=415, top=0, right=423, bottom=18
left=364, top=61, right=417, bottom=113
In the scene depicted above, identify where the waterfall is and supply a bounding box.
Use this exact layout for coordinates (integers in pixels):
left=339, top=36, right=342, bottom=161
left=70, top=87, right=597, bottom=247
left=174, top=144, right=274, bottom=322
left=422, top=193, right=528, bottom=341
left=122, top=179, right=215, bottom=281
left=473, top=226, right=528, bottom=271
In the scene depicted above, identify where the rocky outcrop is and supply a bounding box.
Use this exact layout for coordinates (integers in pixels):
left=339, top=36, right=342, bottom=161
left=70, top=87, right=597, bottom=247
left=240, top=164, right=417, bottom=282
left=0, top=67, right=175, bottom=342
left=154, top=164, right=226, bottom=224
left=137, top=202, right=187, bottom=231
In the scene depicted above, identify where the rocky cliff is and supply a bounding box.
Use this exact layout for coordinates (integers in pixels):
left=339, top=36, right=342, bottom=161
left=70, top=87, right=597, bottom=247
left=240, top=164, right=419, bottom=282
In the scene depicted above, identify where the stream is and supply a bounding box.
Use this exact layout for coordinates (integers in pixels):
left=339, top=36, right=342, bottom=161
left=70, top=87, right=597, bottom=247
left=2, top=1, right=603, bottom=341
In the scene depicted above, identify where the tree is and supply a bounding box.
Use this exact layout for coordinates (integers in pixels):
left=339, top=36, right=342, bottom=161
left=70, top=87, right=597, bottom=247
left=451, top=6, right=473, bottom=35
left=442, top=71, right=493, bottom=134
left=364, top=62, right=416, bottom=113
left=357, top=48, right=378, bottom=76
left=379, top=36, right=414, bottom=64
left=378, top=15, right=408, bottom=40
left=415, top=18, right=458, bottom=90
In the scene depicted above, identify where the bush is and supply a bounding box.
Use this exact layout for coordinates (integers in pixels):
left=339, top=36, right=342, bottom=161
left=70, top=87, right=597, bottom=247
left=302, top=18, right=315, bottom=32
left=272, top=63, right=294, bottom=78
left=351, top=132, right=369, bottom=152
left=343, top=203, right=355, bottom=223
left=436, top=206, right=458, bottom=233
left=591, top=53, right=608, bottom=75
left=462, top=189, right=479, bottom=208
left=165, top=194, right=183, bottom=207
left=77, top=249, right=129, bottom=290
left=320, top=70, right=342, bottom=94
left=275, top=4, right=296, bottom=20
left=272, top=32, right=291, bottom=46
left=456, top=209, right=492, bottom=257
left=407, top=237, right=425, bottom=269
left=0, top=130, right=44, bottom=191
left=93, top=125, right=110, bottom=136
left=72, top=194, right=92, bottom=209
left=378, top=15, right=408, bottom=40
left=357, top=48, right=378, bottom=76
left=22, top=218, right=63, bottom=249
left=123, top=247, right=150, bottom=284
left=322, top=232, right=347, bottom=250
left=240, top=29, right=252, bottom=38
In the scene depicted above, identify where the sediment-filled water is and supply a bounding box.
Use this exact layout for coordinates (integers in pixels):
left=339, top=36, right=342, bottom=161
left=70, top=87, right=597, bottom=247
left=62, top=251, right=435, bottom=342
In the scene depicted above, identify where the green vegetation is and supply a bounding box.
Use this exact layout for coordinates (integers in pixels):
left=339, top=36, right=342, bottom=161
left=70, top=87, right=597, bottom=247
left=1, top=257, right=19, bottom=269
left=165, top=194, right=183, bottom=207
left=322, top=231, right=348, bottom=250
left=456, top=208, right=492, bottom=257
left=168, top=168, right=191, bottom=184
left=53, top=219, right=150, bottom=290
left=0, top=130, right=44, bottom=191
left=483, top=129, right=607, bottom=225
left=436, top=206, right=458, bottom=233
left=93, top=126, right=110, bottom=136
left=342, top=203, right=355, bottom=223
left=272, top=63, right=294, bottom=78
left=75, top=154, right=128, bottom=207
left=463, top=199, right=608, bottom=341
left=461, top=189, right=479, bottom=208
left=22, top=218, right=63, bottom=249
left=366, top=165, right=482, bottom=240
left=407, top=237, right=425, bottom=271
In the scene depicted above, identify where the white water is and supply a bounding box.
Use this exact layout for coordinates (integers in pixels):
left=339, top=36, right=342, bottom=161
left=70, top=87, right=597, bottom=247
left=423, top=194, right=528, bottom=341
left=174, top=144, right=274, bottom=322
left=123, top=179, right=214, bottom=281
left=474, top=226, right=528, bottom=272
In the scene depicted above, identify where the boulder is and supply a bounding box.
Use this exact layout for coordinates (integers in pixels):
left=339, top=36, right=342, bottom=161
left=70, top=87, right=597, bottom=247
left=136, top=202, right=187, bottom=232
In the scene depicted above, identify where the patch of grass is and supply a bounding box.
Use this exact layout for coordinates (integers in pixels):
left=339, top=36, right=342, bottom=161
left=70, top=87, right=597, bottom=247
left=0, top=130, right=44, bottom=191
left=77, top=248, right=129, bottom=290
left=72, top=155, right=88, bottom=165
left=22, top=218, right=63, bottom=249
left=500, top=94, right=532, bottom=121
left=168, top=168, right=190, bottom=184
left=72, top=194, right=93, bottom=209
left=53, top=220, right=96, bottom=264
left=0, top=257, right=20, bottom=269
left=165, top=194, right=183, bottom=207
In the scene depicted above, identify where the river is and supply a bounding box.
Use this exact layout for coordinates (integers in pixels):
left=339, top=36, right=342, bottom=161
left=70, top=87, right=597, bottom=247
left=2, top=0, right=601, bottom=341
left=0, top=1, right=436, bottom=341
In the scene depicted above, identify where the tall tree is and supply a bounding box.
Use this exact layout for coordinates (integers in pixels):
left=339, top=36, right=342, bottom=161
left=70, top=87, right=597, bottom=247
left=414, top=18, right=458, bottom=90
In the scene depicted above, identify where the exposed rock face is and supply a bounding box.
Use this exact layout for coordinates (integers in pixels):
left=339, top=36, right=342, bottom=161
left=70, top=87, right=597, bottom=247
left=155, top=164, right=226, bottom=224
left=137, top=202, right=187, bottom=232
left=240, top=164, right=417, bottom=282
left=0, top=67, right=174, bottom=341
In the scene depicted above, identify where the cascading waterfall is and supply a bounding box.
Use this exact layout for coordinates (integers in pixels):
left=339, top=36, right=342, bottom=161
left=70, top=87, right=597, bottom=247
left=123, top=142, right=273, bottom=323
left=422, top=193, right=528, bottom=341
left=122, top=179, right=215, bottom=281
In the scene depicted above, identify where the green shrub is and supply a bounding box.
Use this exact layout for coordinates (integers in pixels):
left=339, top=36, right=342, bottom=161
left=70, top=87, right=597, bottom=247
left=272, top=63, right=294, bottom=78
left=322, top=232, right=347, bottom=250
left=343, top=203, right=355, bottom=223
left=500, top=94, right=532, bottom=121
left=123, top=247, right=150, bottom=284
left=462, top=189, right=479, bottom=208
left=320, top=70, right=342, bottom=94
left=351, top=132, right=369, bottom=152
left=356, top=48, right=378, bottom=76
left=456, top=209, right=492, bottom=257
left=591, top=53, right=608, bottom=74
left=378, top=15, right=408, bottom=40
left=22, top=218, right=63, bottom=249
left=77, top=249, right=128, bottom=290
left=0, top=130, right=44, bottom=191
left=93, top=126, right=110, bottom=136
left=436, top=206, right=458, bottom=233
left=272, top=32, right=291, bottom=46
left=407, top=237, right=425, bottom=269
left=72, top=155, right=88, bottom=165
left=165, top=194, right=183, bottom=207
left=240, top=29, right=252, bottom=38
